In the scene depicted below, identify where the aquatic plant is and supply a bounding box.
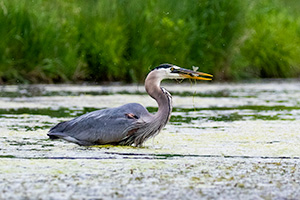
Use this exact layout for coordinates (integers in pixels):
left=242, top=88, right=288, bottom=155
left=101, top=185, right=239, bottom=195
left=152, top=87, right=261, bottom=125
left=0, top=0, right=299, bottom=83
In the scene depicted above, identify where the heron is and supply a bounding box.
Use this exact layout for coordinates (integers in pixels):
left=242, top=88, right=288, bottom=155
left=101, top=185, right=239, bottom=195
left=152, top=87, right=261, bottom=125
left=47, top=64, right=212, bottom=146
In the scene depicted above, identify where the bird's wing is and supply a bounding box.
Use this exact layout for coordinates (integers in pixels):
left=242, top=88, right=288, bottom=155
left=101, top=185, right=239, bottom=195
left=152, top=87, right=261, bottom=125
left=48, top=103, right=151, bottom=145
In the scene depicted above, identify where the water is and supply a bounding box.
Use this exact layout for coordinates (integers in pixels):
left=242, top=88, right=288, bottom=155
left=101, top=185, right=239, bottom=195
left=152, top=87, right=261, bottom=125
left=0, top=81, right=300, bottom=199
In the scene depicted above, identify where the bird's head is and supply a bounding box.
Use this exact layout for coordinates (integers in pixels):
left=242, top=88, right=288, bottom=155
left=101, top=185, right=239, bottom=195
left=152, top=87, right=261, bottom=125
left=151, top=63, right=213, bottom=81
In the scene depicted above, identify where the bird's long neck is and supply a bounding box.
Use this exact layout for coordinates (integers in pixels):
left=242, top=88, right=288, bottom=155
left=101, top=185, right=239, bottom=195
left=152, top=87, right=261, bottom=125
left=145, top=71, right=172, bottom=124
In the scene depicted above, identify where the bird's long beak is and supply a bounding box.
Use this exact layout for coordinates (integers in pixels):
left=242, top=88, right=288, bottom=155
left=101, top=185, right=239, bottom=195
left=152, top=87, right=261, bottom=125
left=177, top=68, right=213, bottom=80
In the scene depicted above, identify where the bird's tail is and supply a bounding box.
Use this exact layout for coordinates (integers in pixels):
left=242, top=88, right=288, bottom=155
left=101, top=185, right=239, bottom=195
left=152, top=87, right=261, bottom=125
left=48, top=134, right=59, bottom=139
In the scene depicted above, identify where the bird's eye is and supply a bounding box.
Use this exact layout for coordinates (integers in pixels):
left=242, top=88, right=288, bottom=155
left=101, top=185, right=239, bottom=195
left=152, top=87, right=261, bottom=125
left=170, top=67, right=174, bottom=71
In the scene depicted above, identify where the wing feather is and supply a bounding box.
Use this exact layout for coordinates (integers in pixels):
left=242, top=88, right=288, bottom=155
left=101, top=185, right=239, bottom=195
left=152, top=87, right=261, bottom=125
left=48, top=103, right=150, bottom=145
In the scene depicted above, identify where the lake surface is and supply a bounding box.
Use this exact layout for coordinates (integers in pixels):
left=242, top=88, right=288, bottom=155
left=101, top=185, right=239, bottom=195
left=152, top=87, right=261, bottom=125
left=0, top=81, right=299, bottom=199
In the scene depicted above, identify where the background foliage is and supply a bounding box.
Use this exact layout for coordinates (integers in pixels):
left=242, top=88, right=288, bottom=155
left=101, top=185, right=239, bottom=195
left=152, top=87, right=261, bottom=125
left=0, top=0, right=299, bottom=83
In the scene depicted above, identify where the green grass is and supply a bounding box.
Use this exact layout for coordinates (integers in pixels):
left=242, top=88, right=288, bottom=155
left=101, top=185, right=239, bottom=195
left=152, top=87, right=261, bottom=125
left=0, top=0, right=299, bottom=83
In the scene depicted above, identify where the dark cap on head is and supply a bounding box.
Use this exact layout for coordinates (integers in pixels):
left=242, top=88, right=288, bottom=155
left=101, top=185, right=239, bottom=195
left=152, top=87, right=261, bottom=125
left=152, top=63, right=174, bottom=71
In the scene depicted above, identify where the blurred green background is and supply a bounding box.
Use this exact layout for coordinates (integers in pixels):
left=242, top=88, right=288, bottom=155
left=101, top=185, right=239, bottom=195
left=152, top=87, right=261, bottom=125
left=0, top=0, right=299, bottom=83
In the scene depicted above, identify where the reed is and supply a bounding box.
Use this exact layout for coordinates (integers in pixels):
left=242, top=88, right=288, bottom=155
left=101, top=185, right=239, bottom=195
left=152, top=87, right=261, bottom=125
left=0, top=0, right=299, bottom=83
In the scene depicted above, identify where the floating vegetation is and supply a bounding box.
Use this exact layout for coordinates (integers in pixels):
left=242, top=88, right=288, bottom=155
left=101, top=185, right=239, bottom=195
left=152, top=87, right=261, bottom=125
left=207, top=112, right=244, bottom=122
left=1, top=83, right=300, bottom=199
left=0, top=107, right=99, bottom=118
left=171, top=90, right=234, bottom=98
left=0, top=87, right=234, bottom=98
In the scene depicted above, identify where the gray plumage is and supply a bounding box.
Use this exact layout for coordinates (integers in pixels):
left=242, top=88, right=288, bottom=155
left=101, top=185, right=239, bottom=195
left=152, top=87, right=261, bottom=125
left=47, top=63, right=212, bottom=146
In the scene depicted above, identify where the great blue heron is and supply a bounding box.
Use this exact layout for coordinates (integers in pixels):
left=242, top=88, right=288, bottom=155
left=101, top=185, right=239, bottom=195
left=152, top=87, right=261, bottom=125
left=47, top=64, right=212, bottom=146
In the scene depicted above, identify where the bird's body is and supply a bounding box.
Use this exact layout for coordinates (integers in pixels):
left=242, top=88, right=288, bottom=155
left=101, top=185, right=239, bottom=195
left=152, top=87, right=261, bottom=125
left=48, top=64, right=212, bottom=146
left=48, top=103, right=149, bottom=146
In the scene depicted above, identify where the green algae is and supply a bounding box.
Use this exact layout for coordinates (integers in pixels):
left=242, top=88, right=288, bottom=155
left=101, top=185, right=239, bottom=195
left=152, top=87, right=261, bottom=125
left=207, top=112, right=244, bottom=121
left=0, top=155, right=16, bottom=158
left=0, top=107, right=73, bottom=118
left=0, top=107, right=99, bottom=118
left=0, top=104, right=299, bottom=130
left=2, top=104, right=299, bottom=118
left=8, top=125, right=52, bottom=131
left=173, top=105, right=300, bottom=112
left=0, top=86, right=234, bottom=98
left=0, top=90, right=146, bottom=98
left=1, top=82, right=300, bottom=199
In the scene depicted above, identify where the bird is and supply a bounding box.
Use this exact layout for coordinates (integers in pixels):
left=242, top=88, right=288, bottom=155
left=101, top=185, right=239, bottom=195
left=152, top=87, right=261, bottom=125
left=47, top=63, right=212, bottom=147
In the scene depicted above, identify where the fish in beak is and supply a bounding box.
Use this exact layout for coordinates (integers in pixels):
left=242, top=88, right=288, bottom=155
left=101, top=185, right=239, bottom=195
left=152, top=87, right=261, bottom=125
left=172, top=67, right=213, bottom=80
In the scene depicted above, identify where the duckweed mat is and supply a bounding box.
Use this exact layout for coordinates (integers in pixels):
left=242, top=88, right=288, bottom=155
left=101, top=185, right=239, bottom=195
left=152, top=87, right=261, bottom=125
left=0, top=82, right=300, bottom=199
